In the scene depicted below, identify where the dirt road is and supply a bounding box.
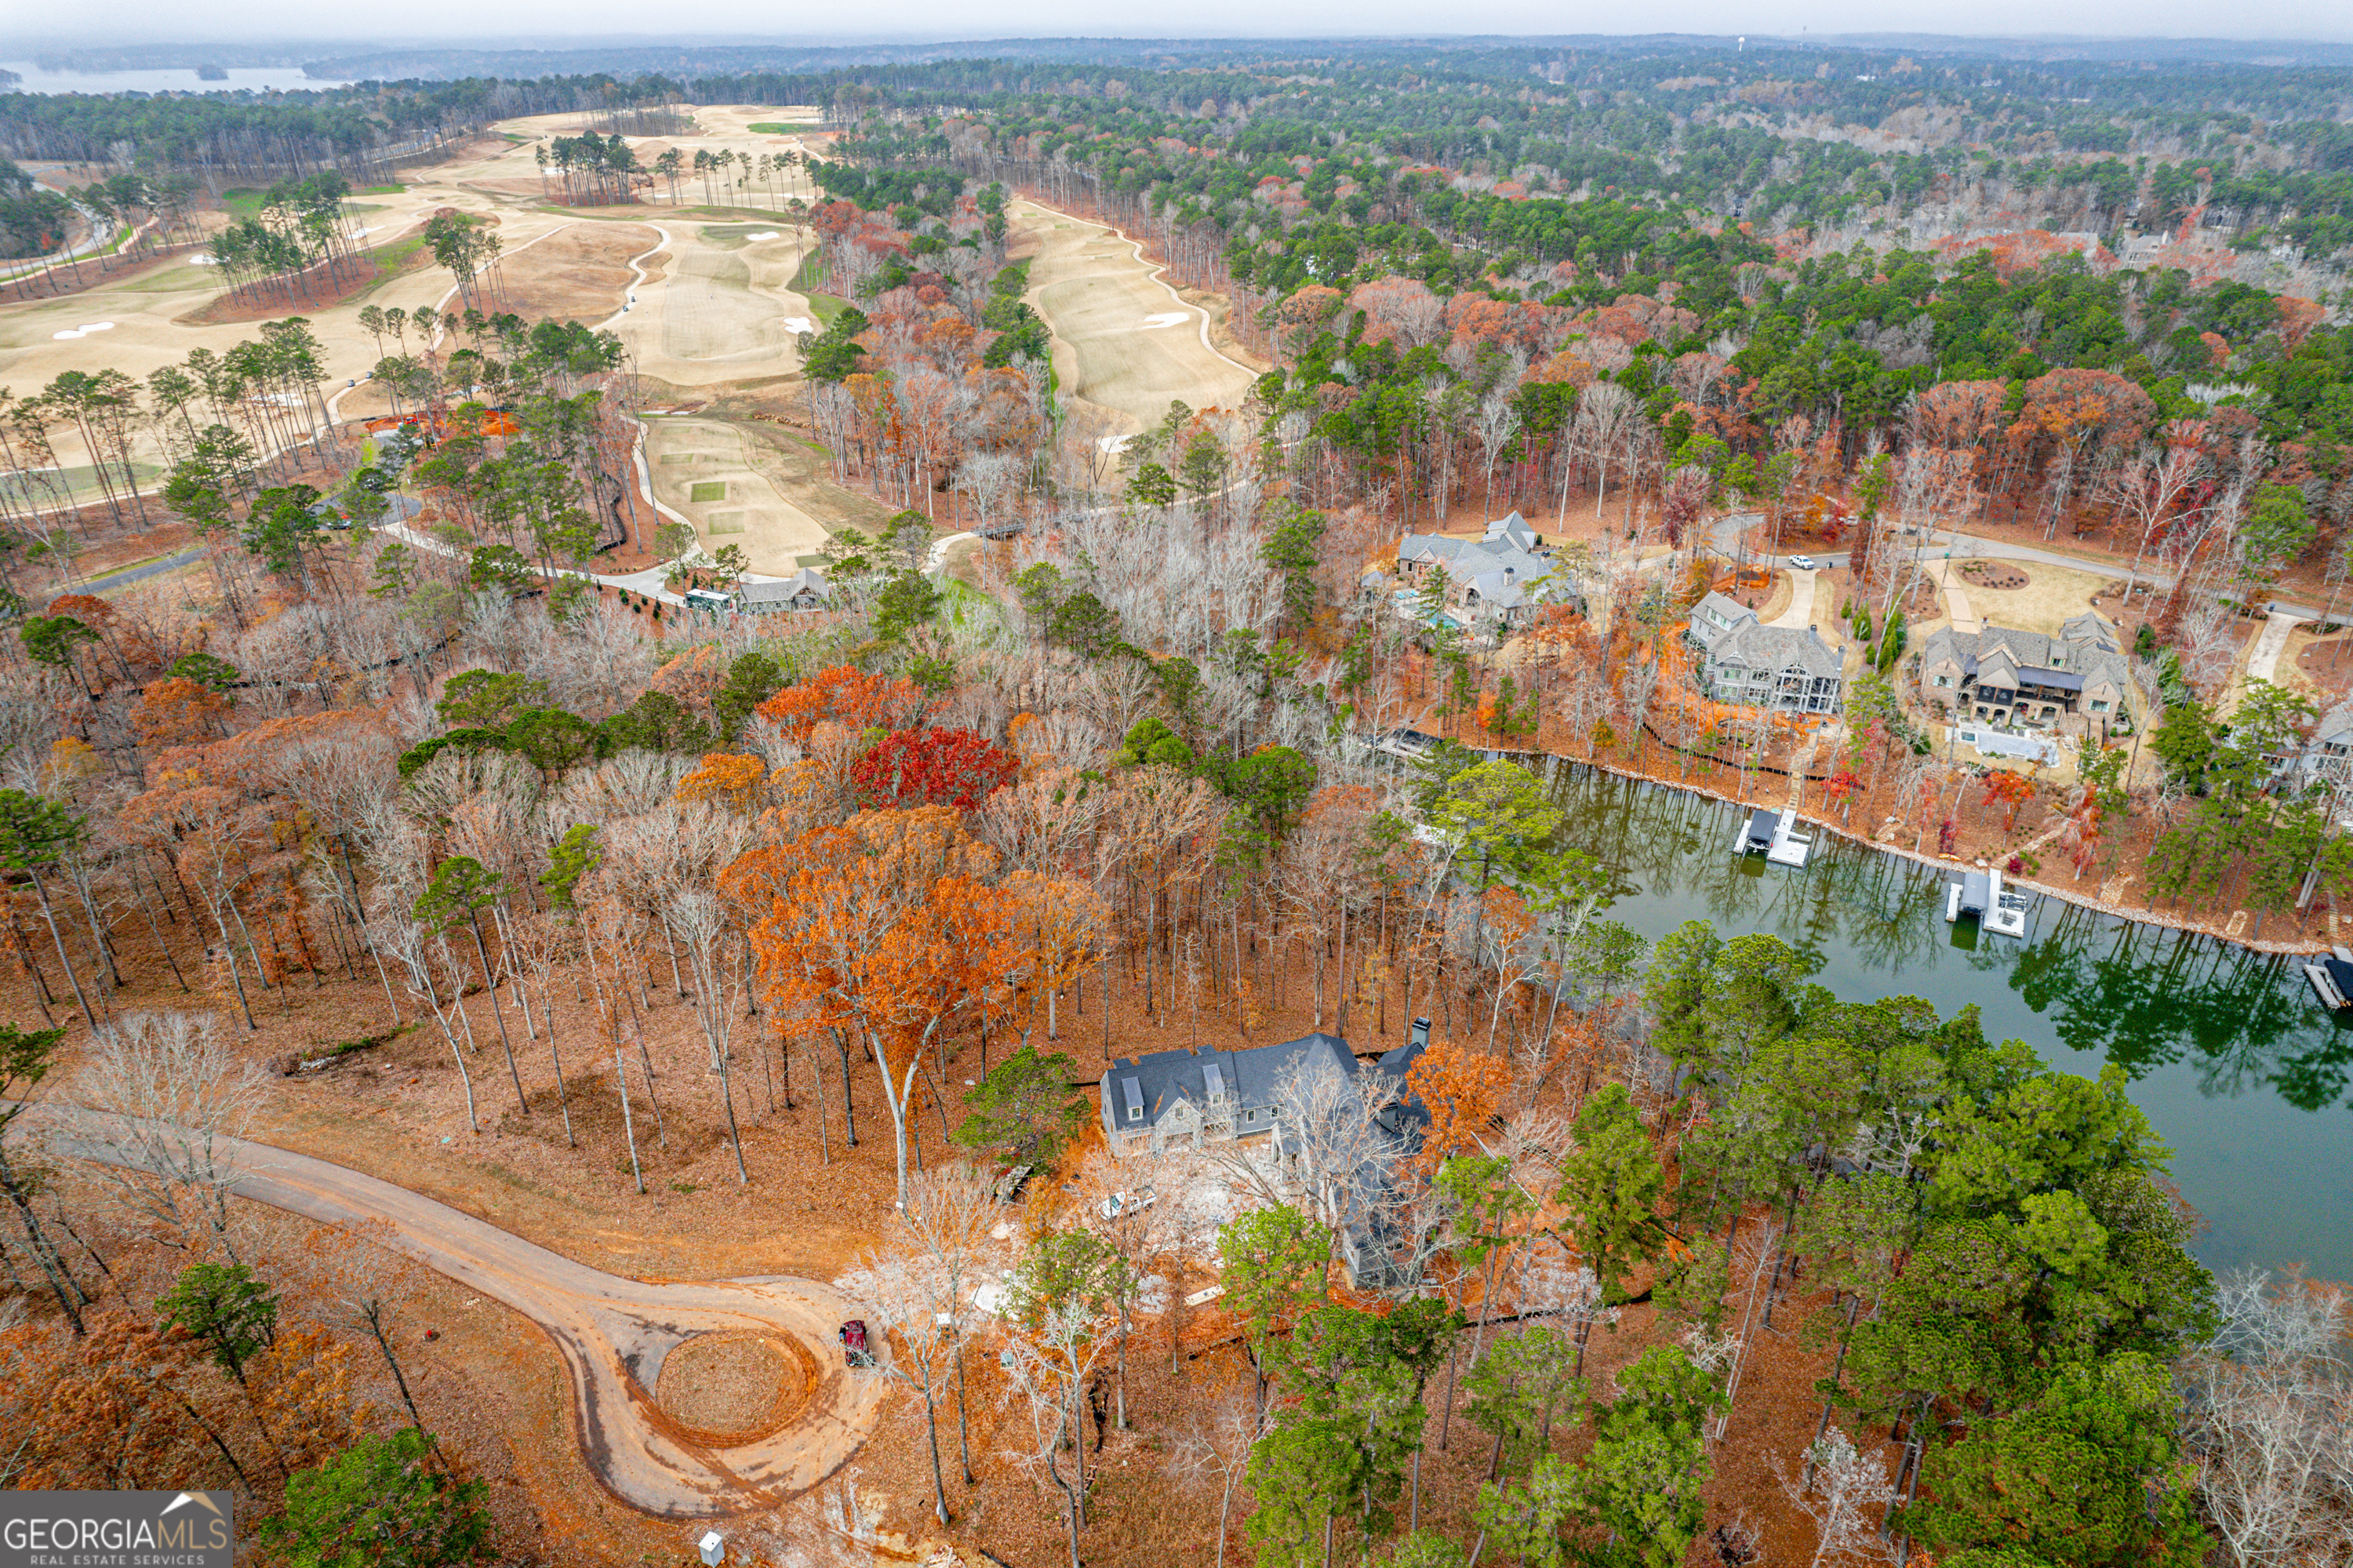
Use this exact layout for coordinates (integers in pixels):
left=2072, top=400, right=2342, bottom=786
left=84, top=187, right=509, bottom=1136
left=33, top=1105, right=883, bottom=1519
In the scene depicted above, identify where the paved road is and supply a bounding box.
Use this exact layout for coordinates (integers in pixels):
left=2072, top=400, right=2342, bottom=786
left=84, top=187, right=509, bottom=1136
left=78, top=548, right=205, bottom=595
left=32, top=1105, right=882, bottom=1519
left=1709, top=515, right=2186, bottom=589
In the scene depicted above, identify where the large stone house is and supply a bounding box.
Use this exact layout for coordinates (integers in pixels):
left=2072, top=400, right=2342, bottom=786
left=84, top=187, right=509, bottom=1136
left=1389, top=512, right=1566, bottom=630
left=1916, top=613, right=2133, bottom=734
left=1100, top=1030, right=1437, bottom=1155
left=1683, top=591, right=1845, bottom=715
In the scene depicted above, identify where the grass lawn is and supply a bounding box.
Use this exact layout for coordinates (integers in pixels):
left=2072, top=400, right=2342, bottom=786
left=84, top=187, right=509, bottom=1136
left=790, top=253, right=853, bottom=327
left=689, top=481, right=728, bottom=503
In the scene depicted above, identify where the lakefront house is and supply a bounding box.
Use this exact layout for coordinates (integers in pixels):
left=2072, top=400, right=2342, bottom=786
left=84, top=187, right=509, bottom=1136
left=1683, top=591, right=1846, bottom=715
left=1384, top=511, right=1569, bottom=631
left=1916, top=613, right=2134, bottom=735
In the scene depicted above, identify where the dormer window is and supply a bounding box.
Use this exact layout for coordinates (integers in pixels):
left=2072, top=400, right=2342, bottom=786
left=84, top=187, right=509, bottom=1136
left=1122, top=1077, right=1144, bottom=1123
left=1203, top=1063, right=1227, bottom=1106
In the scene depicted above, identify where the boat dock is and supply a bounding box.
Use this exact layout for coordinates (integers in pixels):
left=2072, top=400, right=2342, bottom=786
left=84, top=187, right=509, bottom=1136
left=1948, top=866, right=2032, bottom=936
left=1733, top=806, right=1813, bottom=868
left=2305, top=946, right=2353, bottom=1010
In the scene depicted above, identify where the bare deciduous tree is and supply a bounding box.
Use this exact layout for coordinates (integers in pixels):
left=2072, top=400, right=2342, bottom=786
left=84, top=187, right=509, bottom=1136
left=900, top=1162, right=997, bottom=1486
left=1174, top=1390, right=1272, bottom=1568
left=999, top=1296, right=1114, bottom=1568
left=838, top=1250, right=961, bottom=1525
left=80, top=1010, right=265, bottom=1257
left=2181, top=1267, right=2353, bottom=1568
left=1777, top=1425, right=1900, bottom=1568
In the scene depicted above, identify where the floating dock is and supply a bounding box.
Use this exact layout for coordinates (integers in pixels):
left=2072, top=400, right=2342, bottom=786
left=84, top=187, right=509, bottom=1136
left=1947, top=867, right=2032, bottom=937
left=1733, top=806, right=1812, bottom=866
left=1984, top=868, right=2031, bottom=937
left=2305, top=946, right=2353, bottom=1010
left=1766, top=807, right=1813, bottom=868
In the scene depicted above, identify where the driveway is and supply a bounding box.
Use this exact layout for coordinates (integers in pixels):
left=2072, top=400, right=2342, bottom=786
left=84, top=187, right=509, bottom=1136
left=2246, top=606, right=2311, bottom=684
left=1767, top=568, right=1817, bottom=629
left=33, top=1106, right=882, bottom=1519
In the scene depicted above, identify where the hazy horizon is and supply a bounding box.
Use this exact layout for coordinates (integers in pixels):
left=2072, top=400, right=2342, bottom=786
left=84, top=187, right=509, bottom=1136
left=13, top=13, right=2353, bottom=53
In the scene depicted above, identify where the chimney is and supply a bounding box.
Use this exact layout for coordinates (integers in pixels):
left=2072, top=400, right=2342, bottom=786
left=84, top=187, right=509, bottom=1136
left=1410, top=1017, right=1431, bottom=1050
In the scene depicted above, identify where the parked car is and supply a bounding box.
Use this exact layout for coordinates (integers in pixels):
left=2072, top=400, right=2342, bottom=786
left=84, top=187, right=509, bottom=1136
left=838, top=1319, right=875, bottom=1368
left=1787, top=554, right=1819, bottom=572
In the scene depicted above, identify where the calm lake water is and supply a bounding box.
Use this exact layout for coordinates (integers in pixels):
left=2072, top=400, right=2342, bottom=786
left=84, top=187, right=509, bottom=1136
left=1540, top=760, right=2353, bottom=1284
left=0, top=63, right=354, bottom=96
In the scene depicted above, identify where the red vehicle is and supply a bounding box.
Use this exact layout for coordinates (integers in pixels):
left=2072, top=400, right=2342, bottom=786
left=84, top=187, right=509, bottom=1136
left=838, top=1319, right=875, bottom=1368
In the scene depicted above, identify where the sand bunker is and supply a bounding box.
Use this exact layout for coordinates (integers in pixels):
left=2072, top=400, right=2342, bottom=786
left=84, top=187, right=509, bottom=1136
left=53, top=322, right=115, bottom=340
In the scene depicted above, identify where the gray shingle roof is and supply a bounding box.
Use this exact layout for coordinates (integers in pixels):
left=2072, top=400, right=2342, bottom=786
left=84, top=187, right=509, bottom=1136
left=1921, top=614, right=2129, bottom=697
left=1102, top=1032, right=1358, bottom=1138
left=735, top=567, right=829, bottom=607
left=1398, top=511, right=1553, bottom=612
left=1711, top=618, right=1844, bottom=678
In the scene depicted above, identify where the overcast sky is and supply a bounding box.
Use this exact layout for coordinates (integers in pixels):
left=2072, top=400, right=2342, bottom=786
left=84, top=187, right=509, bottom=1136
left=28, top=1, right=2353, bottom=49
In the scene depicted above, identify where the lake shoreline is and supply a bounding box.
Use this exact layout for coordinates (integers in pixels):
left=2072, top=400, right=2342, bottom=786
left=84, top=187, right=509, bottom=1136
left=1540, top=748, right=2334, bottom=959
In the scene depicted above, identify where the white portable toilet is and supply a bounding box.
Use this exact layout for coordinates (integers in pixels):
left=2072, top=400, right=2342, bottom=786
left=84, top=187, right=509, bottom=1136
left=698, top=1531, right=726, bottom=1567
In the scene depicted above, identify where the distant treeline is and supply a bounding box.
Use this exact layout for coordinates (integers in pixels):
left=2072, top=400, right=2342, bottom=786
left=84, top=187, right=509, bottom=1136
left=3, top=38, right=2350, bottom=235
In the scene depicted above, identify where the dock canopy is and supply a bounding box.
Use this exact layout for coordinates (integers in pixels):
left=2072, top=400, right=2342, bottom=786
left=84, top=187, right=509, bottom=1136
left=1744, top=808, right=1778, bottom=850
left=1958, top=871, right=1991, bottom=914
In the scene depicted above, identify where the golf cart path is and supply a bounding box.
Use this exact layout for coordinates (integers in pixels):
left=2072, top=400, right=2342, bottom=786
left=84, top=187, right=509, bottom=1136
left=31, top=1105, right=882, bottom=1519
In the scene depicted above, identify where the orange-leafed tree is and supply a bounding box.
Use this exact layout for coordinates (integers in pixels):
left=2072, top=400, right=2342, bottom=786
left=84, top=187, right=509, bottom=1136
left=755, top=665, right=926, bottom=741
left=1406, top=1037, right=1513, bottom=1173
left=735, top=806, right=1023, bottom=1205
left=129, top=678, right=231, bottom=749
left=1002, top=868, right=1111, bottom=1047
left=678, top=752, right=769, bottom=814
left=649, top=644, right=727, bottom=711
left=1982, top=769, right=2038, bottom=830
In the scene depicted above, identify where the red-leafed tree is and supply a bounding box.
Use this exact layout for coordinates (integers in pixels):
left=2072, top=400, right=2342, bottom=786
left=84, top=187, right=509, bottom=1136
left=853, top=727, right=1017, bottom=812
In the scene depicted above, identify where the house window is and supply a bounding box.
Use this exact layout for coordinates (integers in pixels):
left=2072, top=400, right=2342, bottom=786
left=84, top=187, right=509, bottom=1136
left=1934, top=675, right=1951, bottom=687
left=2091, top=700, right=2109, bottom=713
